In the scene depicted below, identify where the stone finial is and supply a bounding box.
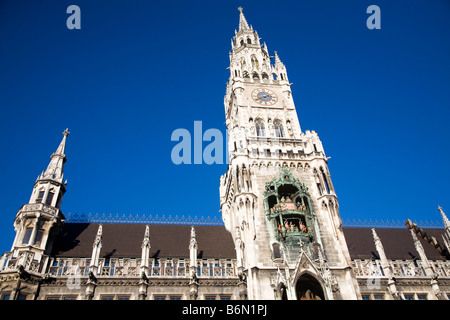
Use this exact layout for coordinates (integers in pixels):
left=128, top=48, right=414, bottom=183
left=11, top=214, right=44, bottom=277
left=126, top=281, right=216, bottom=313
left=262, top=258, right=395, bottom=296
left=142, top=225, right=150, bottom=248
left=438, top=206, right=450, bottom=230
left=93, top=224, right=103, bottom=248
left=189, top=226, right=197, bottom=249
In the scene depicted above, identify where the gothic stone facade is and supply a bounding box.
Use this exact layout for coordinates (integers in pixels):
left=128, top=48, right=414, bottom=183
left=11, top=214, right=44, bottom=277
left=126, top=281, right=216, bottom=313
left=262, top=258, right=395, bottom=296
left=1, top=9, right=449, bottom=300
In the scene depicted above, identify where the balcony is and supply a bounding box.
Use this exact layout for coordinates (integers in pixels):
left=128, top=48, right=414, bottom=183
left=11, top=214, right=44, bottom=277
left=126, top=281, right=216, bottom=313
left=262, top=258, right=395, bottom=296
left=47, top=257, right=239, bottom=279
left=19, top=203, right=59, bottom=217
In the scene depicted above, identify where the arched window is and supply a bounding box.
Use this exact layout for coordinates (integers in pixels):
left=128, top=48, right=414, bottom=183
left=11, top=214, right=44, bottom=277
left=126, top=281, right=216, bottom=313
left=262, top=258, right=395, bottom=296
left=255, top=119, right=265, bottom=137
left=320, top=167, right=331, bottom=194
left=262, top=73, right=269, bottom=80
left=247, top=38, right=252, bottom=44
left=314, top=169, right=323, bottom=196
left=252, top=72, right=259, bottom=79
left=240, top=39, right=244, bottom=46
left=273, top=73, right=278, bottom=80
left=280, top=73, right=284, bottom=80
left=274, top=121, right=285, bottom=138
left=243, top=71, right=249, bottom=78
left=251, top=55, right=259, bottom=69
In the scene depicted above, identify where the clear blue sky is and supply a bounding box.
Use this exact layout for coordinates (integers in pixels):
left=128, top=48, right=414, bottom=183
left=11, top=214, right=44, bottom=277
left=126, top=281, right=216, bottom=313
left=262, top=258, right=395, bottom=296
left=0, top=0, right=449, bottom=254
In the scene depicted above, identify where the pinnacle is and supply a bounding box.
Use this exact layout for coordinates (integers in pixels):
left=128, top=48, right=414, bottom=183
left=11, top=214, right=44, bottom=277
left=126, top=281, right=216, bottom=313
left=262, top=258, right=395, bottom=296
left=238, top=6, right=250, bottom=31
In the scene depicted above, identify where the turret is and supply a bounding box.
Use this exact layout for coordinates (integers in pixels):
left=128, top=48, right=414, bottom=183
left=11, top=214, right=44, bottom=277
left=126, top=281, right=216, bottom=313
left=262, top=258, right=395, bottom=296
left=8, top=129, right=70, bottom=274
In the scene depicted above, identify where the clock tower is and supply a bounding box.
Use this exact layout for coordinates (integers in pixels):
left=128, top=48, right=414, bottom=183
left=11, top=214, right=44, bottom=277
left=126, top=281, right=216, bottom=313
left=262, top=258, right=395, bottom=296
left=219, top=8, right=361, bottom=300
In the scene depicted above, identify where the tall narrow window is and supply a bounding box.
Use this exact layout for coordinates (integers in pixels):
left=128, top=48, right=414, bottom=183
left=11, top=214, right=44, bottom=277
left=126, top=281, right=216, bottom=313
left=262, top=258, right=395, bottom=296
left=321, top=168, right=331, bottom=194
left=314, top=170, right=323, bottom=196
left=251, top=55, right=259, bottom=69
left=23, top=228, right=33, bottom=245
left=34, top=229, right=44, bottom=246
left=247, top=38, right=251, bottom=44
left=274, top=121, right=285, bottom=138
left=36, top=190, right=45, bottom=203
left=45, top=191, right=55, bottom=206
left=255, top=120, right=265, bottom=137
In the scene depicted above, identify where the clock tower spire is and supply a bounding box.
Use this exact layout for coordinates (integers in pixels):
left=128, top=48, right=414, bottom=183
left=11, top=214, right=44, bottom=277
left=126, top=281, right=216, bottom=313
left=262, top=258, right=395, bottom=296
left=220, top=8, right=360, bottom=300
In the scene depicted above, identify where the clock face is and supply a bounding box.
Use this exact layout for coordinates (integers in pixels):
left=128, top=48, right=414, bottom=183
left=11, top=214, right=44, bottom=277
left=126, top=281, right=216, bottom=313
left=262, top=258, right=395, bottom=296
left=252, top=89, right=278, bottom=105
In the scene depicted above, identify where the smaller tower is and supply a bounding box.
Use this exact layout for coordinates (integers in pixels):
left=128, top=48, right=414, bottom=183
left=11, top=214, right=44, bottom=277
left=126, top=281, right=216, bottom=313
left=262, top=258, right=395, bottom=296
left=0, top=129, right=70, bottom=300
left=10, top=129, right=70, bottom=273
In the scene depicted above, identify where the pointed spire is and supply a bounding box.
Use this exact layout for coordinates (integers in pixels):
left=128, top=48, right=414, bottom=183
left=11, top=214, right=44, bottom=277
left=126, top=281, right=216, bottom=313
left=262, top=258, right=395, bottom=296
left=189, top=226, right=198, bottom=277
left=409, top=228, right=432, bottom=271
left=274, top=51, right=283, bottom=68
left=90, top=224, right=103, bottom=275
left=371, top=228, right=388, bottom=263
left=238, top=7, right=250, bottom=31
left=142, top=225, right=150, bottom=248
left=54, top=128, right=70, bottom=157
left=93, top=224, right=103, bottom=248
left=438, top=206, right=450, bottom=230
left=189, top=225, right=197, bottom=249
left=141, top=225, right=151, bottom=275
left=42, top=129, right=70, bottom=180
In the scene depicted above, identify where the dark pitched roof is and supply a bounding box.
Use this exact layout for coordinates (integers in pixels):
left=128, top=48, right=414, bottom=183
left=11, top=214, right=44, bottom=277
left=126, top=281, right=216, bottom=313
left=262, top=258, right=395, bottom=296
left=343, top=227, right=447, bottom=260
left=51, top=223, right=236, bottom=259
left=51, top=223, right=447, bottom=262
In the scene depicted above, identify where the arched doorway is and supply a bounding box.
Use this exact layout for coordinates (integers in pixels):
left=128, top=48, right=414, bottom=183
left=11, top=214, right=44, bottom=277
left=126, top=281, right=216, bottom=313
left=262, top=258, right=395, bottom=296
left=295, top=273, right=325, bottom=300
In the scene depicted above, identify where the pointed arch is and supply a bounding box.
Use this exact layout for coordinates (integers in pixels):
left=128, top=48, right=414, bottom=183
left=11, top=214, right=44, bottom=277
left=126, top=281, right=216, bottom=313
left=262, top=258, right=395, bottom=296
left=314, top=168, right=324, bottom=196
left=274, top=120, right=285, bottom=138
left=255, top=118, right=265, bottom=137
left=295, top=272, right=325, bottom=300
left=320, top=167, right=332, bottom=194
left=250, top=55, right=259, bottom=69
